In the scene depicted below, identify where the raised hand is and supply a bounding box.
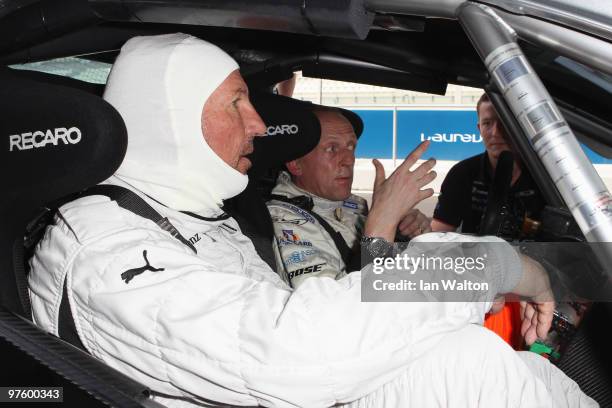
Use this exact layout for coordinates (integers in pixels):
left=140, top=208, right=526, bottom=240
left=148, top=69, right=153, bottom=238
left=365, top=141, right=436, bottom=241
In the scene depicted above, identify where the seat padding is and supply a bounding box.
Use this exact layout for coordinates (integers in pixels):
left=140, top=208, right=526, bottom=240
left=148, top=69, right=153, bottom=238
left=0, top=67, right=127, bottom=315
left=0, top=68, right=126, bottom=204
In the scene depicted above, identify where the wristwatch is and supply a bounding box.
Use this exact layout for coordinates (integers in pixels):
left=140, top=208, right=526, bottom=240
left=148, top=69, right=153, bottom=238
left=361, top=235, right=393, bottom=258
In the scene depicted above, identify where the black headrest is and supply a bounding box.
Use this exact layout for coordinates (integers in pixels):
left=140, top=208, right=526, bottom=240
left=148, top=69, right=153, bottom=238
left=0, top=68, right=126, bottom=314
left=0, top=68, right=126, bottom=209
left=248, top=91, right=321, bottom=176
left=247, top=91, right=363, bottom=176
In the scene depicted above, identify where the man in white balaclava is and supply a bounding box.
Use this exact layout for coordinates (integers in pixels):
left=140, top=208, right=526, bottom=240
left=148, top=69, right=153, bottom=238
left=28, top=33, right=596, bottom=408
left=105, top=33, right=251, bottom=214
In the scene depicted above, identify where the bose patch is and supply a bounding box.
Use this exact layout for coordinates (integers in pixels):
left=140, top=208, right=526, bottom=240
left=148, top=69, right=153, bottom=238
left=287, top=263, right=326, bottom=279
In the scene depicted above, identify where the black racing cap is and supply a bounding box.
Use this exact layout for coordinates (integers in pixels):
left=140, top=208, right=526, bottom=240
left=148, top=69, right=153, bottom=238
left=326, top=106, right=363, bottom=139
left=298, top=103, right=363, bottom=139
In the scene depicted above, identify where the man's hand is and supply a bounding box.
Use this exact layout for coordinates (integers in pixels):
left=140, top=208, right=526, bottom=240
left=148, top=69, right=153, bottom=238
left=520, top=299, right=555, bottom=346
left=398, top=209, right=432, bottom=238
left=511, top=254, right=556, bottom=345
left=365, top=141, right=436, bottom=241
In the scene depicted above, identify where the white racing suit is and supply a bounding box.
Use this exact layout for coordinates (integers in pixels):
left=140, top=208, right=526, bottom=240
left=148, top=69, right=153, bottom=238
left=28, top=178, right=597, bottom=408
left=267, top=171, right=367, bottom=288
left=28, top=33, right=596, bottom=408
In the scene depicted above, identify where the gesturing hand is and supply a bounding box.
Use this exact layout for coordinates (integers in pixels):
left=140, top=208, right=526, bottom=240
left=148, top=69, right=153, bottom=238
left=365, top=141, right=436, bottom=241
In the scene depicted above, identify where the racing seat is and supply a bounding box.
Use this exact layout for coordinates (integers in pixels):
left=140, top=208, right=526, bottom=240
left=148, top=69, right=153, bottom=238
left=0, top=67, right=126, bottom=317
left=0, top=68, right=162, bottom=407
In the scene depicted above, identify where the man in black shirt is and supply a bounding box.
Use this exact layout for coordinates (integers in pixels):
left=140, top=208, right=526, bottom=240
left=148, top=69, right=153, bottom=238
left=431, top=93, right=546, bottom=234
left=431, top=94, right=548, bottom=348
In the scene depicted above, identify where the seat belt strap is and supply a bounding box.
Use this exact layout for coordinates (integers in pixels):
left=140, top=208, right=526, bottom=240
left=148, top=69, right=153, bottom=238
left=58, top=279, right=86, bottom=350
left=83, top=185, right=197, bottom=254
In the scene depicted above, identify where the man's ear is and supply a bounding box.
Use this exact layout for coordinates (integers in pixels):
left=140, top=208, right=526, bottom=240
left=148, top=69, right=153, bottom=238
left=286, top=160, right=302, bottom=177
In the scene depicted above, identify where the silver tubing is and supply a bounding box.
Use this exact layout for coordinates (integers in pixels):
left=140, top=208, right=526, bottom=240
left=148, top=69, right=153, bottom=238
left=496, top=9, right=612, bottom=79
left=458, top=2, right=612, bottom=243
left=481, top=0, right=612, bottom=44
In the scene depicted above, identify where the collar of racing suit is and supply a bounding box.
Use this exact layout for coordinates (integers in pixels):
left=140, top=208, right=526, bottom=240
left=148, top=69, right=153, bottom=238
left=102, top=33, right=247, bottom=218
left=272, top=171, right=348, bottom=212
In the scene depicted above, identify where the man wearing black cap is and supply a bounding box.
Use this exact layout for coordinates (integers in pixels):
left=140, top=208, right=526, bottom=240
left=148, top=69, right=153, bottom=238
left=267, top=107, right=431, bottom=288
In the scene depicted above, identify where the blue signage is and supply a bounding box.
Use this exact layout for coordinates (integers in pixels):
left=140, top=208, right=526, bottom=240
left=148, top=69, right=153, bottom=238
left=351, top=109, right=612, bottom=164
left=397, top=110, right=482, bottom=161
left=353, top=110, right=393, bottom=159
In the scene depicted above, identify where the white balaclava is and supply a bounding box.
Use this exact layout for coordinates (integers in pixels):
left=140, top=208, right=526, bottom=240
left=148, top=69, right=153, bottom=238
left=103, top=33, right=247, bottom=216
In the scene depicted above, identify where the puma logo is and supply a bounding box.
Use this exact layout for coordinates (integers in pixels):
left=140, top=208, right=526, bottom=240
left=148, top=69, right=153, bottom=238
left=121, top=250, right=164, bottom=284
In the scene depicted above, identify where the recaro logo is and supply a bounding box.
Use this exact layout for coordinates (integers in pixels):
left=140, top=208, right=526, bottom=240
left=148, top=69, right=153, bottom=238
left=420, top=132, right=482, bottom=143
left=9, top=127, right=82, bottom=152
left=266, top=124, right=299, bottom=136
